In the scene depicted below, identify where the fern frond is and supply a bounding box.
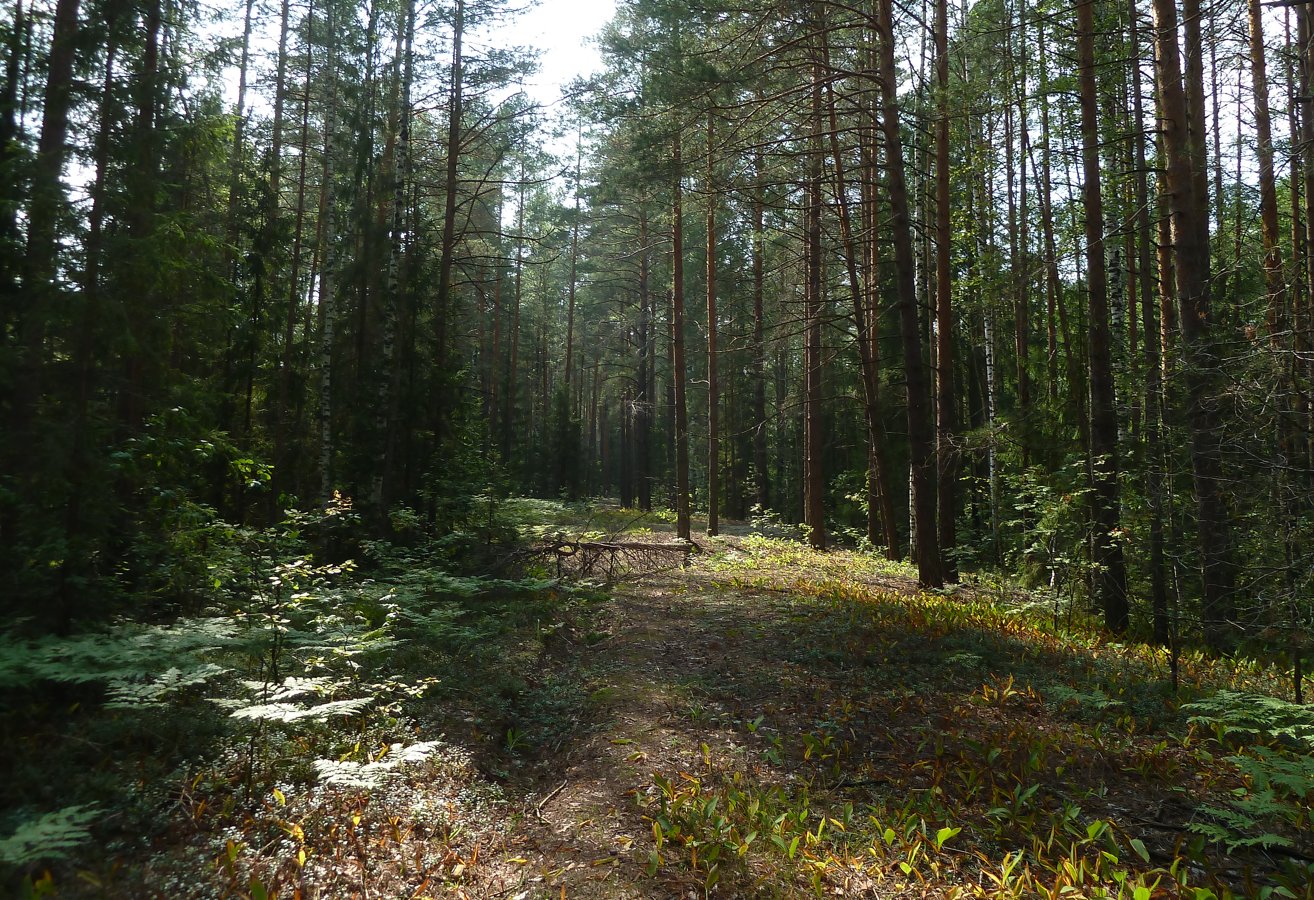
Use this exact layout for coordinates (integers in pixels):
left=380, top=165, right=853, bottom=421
left=313, top=741, right=443, bottom=789
left=0, top=805, right=99, bottom=865
left=229, top=696, right=371, bottom=723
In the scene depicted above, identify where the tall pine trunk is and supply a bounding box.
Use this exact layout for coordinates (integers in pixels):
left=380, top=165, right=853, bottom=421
left=672, top=138, right=691, bottom=541
left=1152, top=0, right=1238, bottom=649
left=934, top=0, right=956, bottom=579
left=434, top=0, right=464, bottom=439
left=876, top=0, right=941, bottom=586
left=823, top=30, right=896, bottom=556
left=1077, top=0, right=1129, bottom=631
left=752, top=148, right=770, bottom=515
left=706, top=112, right=720, bottom=536
left=1130, top=0, right=1169, bottom=644
left=804, top=59, right=825, bottom=550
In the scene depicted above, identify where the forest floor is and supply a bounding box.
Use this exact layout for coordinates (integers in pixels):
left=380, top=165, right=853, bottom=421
left=8, top=506, right=1314, bottom=898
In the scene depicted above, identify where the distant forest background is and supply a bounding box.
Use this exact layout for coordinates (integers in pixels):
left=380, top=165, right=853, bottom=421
left=2, top=0, right=1311, bottom=669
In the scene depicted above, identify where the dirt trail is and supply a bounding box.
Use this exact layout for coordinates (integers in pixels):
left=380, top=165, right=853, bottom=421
left=475, top=570, right=758, bottom=898
left=457, top=532, right=917, bottom=899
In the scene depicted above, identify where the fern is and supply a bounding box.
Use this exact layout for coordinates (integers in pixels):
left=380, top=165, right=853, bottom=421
left=313, top=741, right=443, bottom=789
left=0, top=805, right=99, bottom=866
left=226, top=696, right=372, bottom=723
left=0, top=618, right=238, bottom=692
left=1188, top=743, right=1314, bottom=851
left=1189, top=802, right=1295, bottom=853
left=1183, top=690, right=1314, bottom=750
left=105, top=663, right=230, bottom=707
left=207, top=672, right=374, bottom=723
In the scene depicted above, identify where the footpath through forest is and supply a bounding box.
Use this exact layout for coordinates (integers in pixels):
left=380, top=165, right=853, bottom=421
left=291, top=514, right=1313, bottom=899
left=8, top=506, right=1314, bottom=898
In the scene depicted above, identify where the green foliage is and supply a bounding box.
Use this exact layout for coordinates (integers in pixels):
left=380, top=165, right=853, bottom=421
left=1178, top=692, right=1314, bottom=860
left=1183, top=690, right=1314, bottom=749
left=1, top=499, right=574, bottom=889
left=312, top=741, right=444, bottom=789
left=1004, top=461, right=1094, bottom=599
left=0, top=807, right=100, bottom=867
left=0, top=617, right=238, bottom=692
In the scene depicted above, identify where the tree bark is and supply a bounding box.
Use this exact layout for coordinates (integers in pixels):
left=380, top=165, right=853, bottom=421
left=934, top=0, right=956, bottom=579
left=672, top=139, right=691, bottom=541
left=369, top=4, right=414, bottom=518
left=318, top=3, right=341, bottom=505
left=637, top=206, right=652, bottom=511
left=804, top=60, right=825, bottom=551
left=1152, top=0, right=1238, bottom=649
left=13, top=0, right=81, bottom=423
left=876, top=0, right=941, bottom=586
left=434, top=0, right=465, bottom=437
left=1077, top=0, right=1129, bottom=632
left=752, top=148, right=770, bottom=515
left=823, top=29, right=896, bottom=556
left=1130, top=0, right=1169, bottom=644
left=706, top=112, right=720, bottom=536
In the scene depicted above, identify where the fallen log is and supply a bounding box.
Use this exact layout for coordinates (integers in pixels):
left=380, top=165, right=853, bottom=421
left=549, top=540, right=699, bottom=554
left=534, top=536, right=701, bottom=580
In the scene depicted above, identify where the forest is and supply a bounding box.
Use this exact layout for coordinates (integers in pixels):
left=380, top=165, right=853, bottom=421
left=3, top=0, right=1314, bottom=895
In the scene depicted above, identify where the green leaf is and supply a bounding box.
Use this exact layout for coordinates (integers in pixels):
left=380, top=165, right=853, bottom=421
left=934, top=826, right=961, bottom=850
left=1130, top=838, right=1150, bottom=863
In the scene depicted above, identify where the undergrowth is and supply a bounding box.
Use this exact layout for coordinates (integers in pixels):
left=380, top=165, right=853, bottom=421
left=5, top=513, right=1313, bottom=898
left=634, top=535, right=1314, bottom=898
left=0, top=496, right=591, bottom=897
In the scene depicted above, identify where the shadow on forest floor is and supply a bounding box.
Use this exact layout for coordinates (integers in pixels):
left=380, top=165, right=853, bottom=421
left=12, top=518, right=1314, bottom=898
left=451, top=533, right=1312, bottom=898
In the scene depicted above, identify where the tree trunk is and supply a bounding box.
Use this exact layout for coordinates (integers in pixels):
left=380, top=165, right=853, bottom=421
left=672, top=139, right=691, bottom=541
left=823, top=31, right=896, bottom=556
left=804, top=60, right=825, bottom=551
left=318, top=4, right=341, bottom=505
left=13, top=0, right=81, bottom=427
left=637, top=206, right=652, bottom=511
left=876, top=0, right=941, bottom=586
left=224, top=0, right=255, bottom=265
left=1152, top=0, right=1238, bottom=649
left=1077, top=0, right=1129, bottom=632
left=369, top=6, right=413, bottom=518
left=706, top=112, right=720, bottom=536
left=752, top=148, right=770, bottom=514
left=1130, top=0, right=1169, bottom=644
left=566, top=137, right=581, bottom=393
left=273, top=0, right=319, bottom=508
left=434, top=0, right=464, bottom=437
left=0, top=0, right=25, bottom=320
left=504, top=163, right=525, bottom=463
left=934, top=0, right=956, bottom=579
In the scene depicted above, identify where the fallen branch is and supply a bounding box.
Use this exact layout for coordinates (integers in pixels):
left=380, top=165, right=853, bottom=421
left=550, top=540, right=699, bottom=554
left=534, top=536, right=701, bottom=581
